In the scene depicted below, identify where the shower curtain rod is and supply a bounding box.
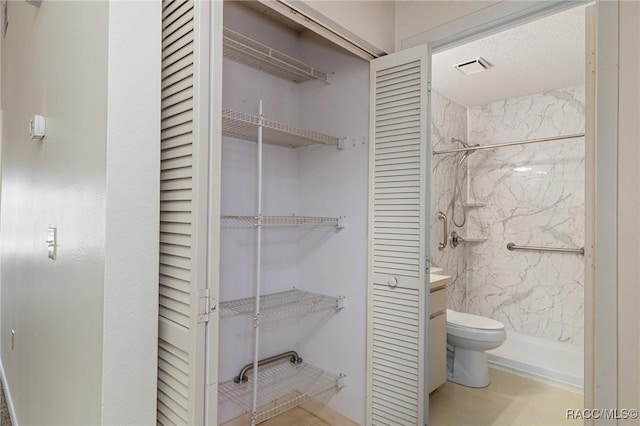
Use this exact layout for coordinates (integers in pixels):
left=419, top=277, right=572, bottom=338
left=432, top=133, right=585, bottom=155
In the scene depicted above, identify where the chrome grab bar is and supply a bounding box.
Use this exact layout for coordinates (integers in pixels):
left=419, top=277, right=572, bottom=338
left=234, top=350, right=302, bottom=383
left=506, top=242, right=584, bottom=255
left=437, top=211, right=447, bottom=251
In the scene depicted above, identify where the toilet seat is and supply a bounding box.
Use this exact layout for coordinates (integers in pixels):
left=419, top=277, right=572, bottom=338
left=446, top=309, right=506, bottom=343
left=446, top=309, right=504, bottom=330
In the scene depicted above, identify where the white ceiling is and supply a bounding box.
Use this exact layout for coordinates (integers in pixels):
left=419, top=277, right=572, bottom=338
left=432, top=5, right=586, bottom=107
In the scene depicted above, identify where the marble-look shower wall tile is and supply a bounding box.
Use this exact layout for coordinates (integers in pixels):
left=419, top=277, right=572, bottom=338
left=431, top=91, right=468, bottom=311
left=466, top=85, right=585, bottom=346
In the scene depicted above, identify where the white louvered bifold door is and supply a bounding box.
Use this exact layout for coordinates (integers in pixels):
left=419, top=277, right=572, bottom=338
left=159, top=1, right=210, bottom=424
left=367, top=45, right=431, bottom=426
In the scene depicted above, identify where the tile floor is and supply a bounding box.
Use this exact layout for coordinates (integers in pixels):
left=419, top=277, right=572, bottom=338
left=0, top=368, right=583, bottom=426
left=260, top=407, right=331, bottom=426
left=242, top=368, right=583, bottom=426
left=0, top=380, right=10, bottom=426
left=429, top=368, right=583, bottom=426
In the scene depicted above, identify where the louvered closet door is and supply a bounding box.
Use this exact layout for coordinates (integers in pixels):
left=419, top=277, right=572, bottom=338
left=367, top=45, right=430, bottom=426
left=159, top=0, right=209, bottom=424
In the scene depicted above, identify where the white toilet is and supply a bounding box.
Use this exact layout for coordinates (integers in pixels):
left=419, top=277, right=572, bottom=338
left=446, top=309, right=506, bottom=388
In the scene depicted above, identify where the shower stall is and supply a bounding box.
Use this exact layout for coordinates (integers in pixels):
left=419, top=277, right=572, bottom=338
left=430, top=83, right=587, bottom=391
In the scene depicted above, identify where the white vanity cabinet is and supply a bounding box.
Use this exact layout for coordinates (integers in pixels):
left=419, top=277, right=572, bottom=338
left=429, top=274, right=451, bottom=393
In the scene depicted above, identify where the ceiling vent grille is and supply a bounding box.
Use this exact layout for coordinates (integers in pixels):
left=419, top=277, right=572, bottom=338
left=454, top=57, right=491, bottom=75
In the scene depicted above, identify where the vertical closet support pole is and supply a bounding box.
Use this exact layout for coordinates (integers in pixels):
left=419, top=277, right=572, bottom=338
left=250, top=100, right=264, bottom=424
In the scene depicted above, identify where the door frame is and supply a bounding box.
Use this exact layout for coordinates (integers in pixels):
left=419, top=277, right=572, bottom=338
left=205, top=0, right=223, bottom=424
left=401, top=1, right=609, bottom=422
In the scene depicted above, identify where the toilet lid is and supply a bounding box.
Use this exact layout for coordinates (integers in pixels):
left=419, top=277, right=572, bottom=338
left=446, top=309, right=504, bottom=330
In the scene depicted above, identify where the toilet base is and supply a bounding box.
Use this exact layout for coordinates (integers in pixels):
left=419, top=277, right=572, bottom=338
left=447, top=346, right=490, bottom=388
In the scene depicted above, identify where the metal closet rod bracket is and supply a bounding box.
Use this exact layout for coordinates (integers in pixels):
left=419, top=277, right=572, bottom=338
left=234, top=350, right=303, bottom=383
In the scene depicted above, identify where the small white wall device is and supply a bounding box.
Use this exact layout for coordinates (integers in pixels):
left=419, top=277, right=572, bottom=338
left=29, top=114, right=46, bottom=140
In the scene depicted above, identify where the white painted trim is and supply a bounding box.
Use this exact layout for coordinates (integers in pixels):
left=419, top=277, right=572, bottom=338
left=253, top=0, right=381, bottom=60
left=593, top=0, right=619, bottom=415
left=401, top=0, right=590, bottom=53
left=583, top=4, right=597, bottom=420
left=192, top=1, right=211, bottom=423
left=615, top=0, right=640, bottom=416
left=204, top=0, right=222, bottom=424
left=0, top=358, right=19, bottom=426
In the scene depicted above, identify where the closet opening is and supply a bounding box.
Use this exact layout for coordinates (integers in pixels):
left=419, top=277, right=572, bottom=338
left=214, top=2, right=369, bottom=424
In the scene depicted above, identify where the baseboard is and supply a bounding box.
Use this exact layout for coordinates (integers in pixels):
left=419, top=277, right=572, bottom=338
left=487, top=355, right=583, bottom=394
left=0, top=357, right=18, bottom=426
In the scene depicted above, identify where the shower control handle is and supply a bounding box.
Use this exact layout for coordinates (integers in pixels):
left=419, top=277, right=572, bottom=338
left=451, top=231, right=464, bottom=248
left=437, top=211, right=447, bottom=251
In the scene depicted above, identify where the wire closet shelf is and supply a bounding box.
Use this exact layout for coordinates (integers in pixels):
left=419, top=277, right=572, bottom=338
left=223, top=27, right=331, bottom=84
left=222, top=109, right=340, bottom=148
left=219, top=361, right=345, bottom=424
left=221, top=215, right=346, bottom=228
left=220, top=289, right=345, bottom=325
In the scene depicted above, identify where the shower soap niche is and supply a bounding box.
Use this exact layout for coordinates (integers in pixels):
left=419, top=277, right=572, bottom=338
left=462, top=237, right=489, bottom=243
left=450, top=231, right=488, bottom=248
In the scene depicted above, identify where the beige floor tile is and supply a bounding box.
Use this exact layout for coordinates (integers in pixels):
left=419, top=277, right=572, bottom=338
left=259, top=407, right=330, bottom=426
left=429, top=368, right=583, bottom=426
left=226, top=369, right=582, bottom=426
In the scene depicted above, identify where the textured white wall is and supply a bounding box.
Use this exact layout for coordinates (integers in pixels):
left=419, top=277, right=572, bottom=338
left=0, top=1, right=108, bottom=424
left=0, top=1, right=160, bottom=424
left=102, top=1, right=160, bottom=424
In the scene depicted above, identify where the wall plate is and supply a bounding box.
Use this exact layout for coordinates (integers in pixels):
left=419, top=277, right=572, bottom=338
left=47, top=227, right=56, bottom=260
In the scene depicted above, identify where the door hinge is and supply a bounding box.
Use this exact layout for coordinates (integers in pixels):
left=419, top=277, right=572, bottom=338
left=198, top=289, right=216, bottom=323
left=427, top=81, right=432, bottom=93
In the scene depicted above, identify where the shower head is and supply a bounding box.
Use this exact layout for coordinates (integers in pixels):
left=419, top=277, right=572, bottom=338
left=451, top=138, right=481, bottom=164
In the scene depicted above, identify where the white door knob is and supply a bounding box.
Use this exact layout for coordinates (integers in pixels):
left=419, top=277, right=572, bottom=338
left=387, top=277, right=398, bottom=288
